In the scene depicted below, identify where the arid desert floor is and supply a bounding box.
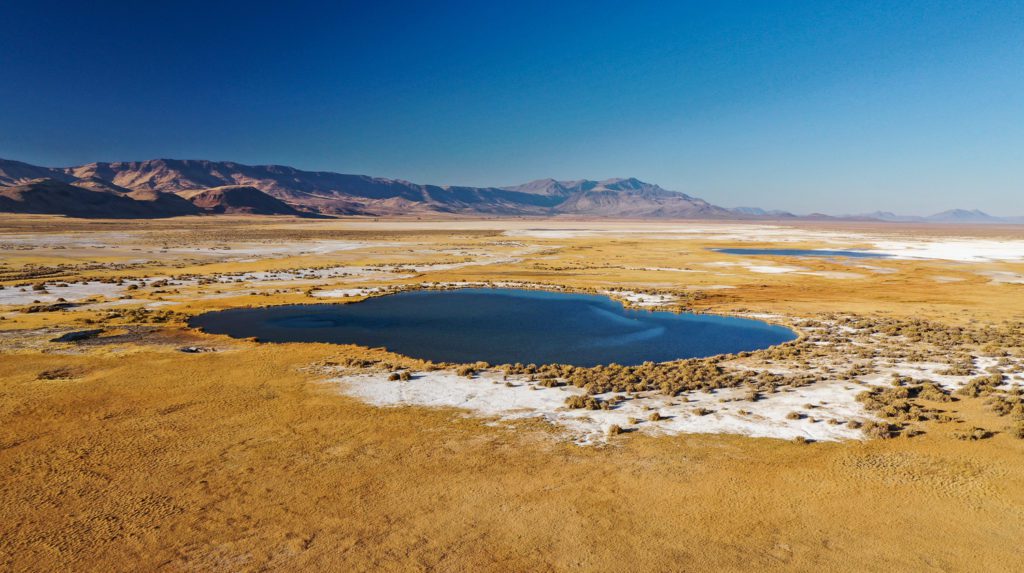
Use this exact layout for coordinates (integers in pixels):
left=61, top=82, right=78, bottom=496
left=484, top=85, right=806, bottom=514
left=2, top=215, right=1024, bottom=572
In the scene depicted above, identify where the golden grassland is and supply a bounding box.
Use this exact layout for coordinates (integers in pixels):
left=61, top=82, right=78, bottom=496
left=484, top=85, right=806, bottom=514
left=2, top=215, right=1024, bottom=571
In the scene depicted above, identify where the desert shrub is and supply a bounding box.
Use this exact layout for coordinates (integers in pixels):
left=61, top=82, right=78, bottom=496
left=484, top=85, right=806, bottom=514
left=862, top=420, right=898, bottom=439
left=786, top=411, right=803, bottom=420
left=692, top=407, right=713, bottom=416
left=986, top=394, right=1023, bottom=417
left=917, top=383, right=952, bottom=402
left=953, top=427, right=992, bottom=441
left=564, top=395, right=602, bottom=410
left=456, top=365, right=477, bottom=378
left=387, top=373, right=400, bottom=381
left=956, top=374, right=1003, bottom=398
left=648, top=412, right=662, bottom=422
left=939, top=362, right=975, bottom=377
left=399, top=371, right=412, bottom=381
left=607, top=424, right=623, bottom=436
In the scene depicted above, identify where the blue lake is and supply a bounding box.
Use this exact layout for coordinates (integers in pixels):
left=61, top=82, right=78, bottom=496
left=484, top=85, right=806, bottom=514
left=712, top=248, right=889, bottom=259
left=189, top=288, right=797, bottom=367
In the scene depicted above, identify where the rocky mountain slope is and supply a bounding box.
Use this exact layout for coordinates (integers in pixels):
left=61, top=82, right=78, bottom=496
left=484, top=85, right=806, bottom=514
left=179, top=186, right=302, bottom=216
left=0, top=157, right=1018, bottom=221
left=0, top=179, right=195, bottom=218
left=0, top=158, right=733, bottom=218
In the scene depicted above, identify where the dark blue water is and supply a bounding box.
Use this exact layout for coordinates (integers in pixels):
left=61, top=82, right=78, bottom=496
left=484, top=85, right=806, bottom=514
left=189, top=288, right=796, bottom=367
left=713, top=248, right=889, bottom=259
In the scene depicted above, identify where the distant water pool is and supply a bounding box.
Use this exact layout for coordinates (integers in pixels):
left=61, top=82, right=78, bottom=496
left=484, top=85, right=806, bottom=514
left=189, top=288, right=797, bottom=367
left=713, top=248, right=889, bottom=259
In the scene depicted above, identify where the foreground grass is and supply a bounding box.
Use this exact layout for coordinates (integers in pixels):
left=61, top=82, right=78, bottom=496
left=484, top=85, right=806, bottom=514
left=2, top=343, right=1023, bottom=572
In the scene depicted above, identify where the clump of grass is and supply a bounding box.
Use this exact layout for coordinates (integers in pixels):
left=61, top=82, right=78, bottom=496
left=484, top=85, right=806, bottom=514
left=607, top=424, right=623, bottom=436
left=387, top=372, right=400, bottom=381
left=692, top=407, right=713, bottom=416
left=786, top=411, right=803, bottom=420
left=917, top=382, right=952, bottom=402
left=456, top=365, right=477, bottom=378
left=956, top=374, right=1003, bottom=398
left=862, top=420, right=898, bottom=439
left=648, top=412, right=662, bottom=422
left=987, top=393, right=1024, bottom=418
left=953, top=427, right=992, bottom=441
left=36, top=367, right=75, bottom=380
left=564, top=395, right=602, bottom=410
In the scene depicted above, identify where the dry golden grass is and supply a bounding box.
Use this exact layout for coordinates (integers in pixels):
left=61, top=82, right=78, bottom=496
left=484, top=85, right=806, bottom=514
left=2, top=215, right=1024, bottom=571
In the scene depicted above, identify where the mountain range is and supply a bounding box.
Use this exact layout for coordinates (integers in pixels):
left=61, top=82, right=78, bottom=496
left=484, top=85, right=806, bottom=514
left=0, top=157, right=1018, bottom=222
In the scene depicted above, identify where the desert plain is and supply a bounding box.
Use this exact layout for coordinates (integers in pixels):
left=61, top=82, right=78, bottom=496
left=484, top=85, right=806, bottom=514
left=2, top=215, right=1024, bottom=572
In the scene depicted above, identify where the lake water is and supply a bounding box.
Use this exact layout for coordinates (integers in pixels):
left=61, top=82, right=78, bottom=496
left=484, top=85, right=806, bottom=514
left=712, top=248, right=889, bottom=258
left=189, top=288, right=796, bottom=366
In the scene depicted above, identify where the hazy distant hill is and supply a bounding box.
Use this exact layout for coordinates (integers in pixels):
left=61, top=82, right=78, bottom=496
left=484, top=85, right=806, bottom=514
left=730, top=206, right=798, bottom=218
left=0, top=157, right=1019, bottom=222
left=854, top=209, right=1023, bottom=224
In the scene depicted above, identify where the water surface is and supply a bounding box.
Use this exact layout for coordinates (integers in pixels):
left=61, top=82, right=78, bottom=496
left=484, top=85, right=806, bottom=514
left=713, top=248, right=889, bottom=259
left=190, top=288, right=797, bottom=367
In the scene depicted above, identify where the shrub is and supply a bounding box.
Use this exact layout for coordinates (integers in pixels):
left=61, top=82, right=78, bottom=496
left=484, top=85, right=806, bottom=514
left=917, top=383, right=952, bottom=402
left=648, top=412, right=662, bottom=422
left=956, top=375, right=1003, bottom=398
left=953, top=427, right=992, bottom=441
left=692, top=407, right=713, bottom=416
left=387, top=373, right=400, bottom=381
left=862, top=420, right=897, bottom=439
left=786, top=411, right=803, bottom=420
left=607, top=424, right=623, bottom=436
left=564, top=395, right=601, bottom=410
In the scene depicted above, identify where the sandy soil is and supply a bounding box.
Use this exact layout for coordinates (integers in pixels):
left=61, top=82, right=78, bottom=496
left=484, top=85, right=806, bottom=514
left=2, top=215, right=1024, bottom=572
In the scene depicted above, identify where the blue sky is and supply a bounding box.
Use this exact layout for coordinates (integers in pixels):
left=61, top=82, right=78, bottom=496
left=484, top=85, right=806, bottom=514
left=1, top=1, right=1021, bottom=215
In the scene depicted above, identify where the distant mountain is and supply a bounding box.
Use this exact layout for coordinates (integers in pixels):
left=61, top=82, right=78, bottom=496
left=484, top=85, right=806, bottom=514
left=730, top=206, right=798, bottom=218
left=852, top=208, right=1022, bottom=224
left=0, top=176, right=298, bottom=219
left=926, top=209, right=1001, bottom=223
left=0, top=179, right=190, bottom=218
left=179, top=186, right=302, bottom=215
left=0, top=158, right=735, bottom=219
left=0, top=157, right=1019, bottom=222
left=508, top=177, right=733, bottom=218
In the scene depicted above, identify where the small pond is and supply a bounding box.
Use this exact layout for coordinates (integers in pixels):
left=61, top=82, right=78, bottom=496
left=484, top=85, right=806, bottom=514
left=189, top=288, right=797, bottom=367
left=712, top=248, right=889, bottom=259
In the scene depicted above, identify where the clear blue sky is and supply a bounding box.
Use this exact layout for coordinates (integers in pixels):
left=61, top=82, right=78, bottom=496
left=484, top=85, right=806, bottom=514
left=1, top=1, right=1021, bottom=215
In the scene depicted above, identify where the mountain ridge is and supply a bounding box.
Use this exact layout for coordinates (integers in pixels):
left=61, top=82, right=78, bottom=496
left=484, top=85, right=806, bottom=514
left=0, top=157, right=1019, bottom=222
left=0, top=158, right=734, bottom=219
